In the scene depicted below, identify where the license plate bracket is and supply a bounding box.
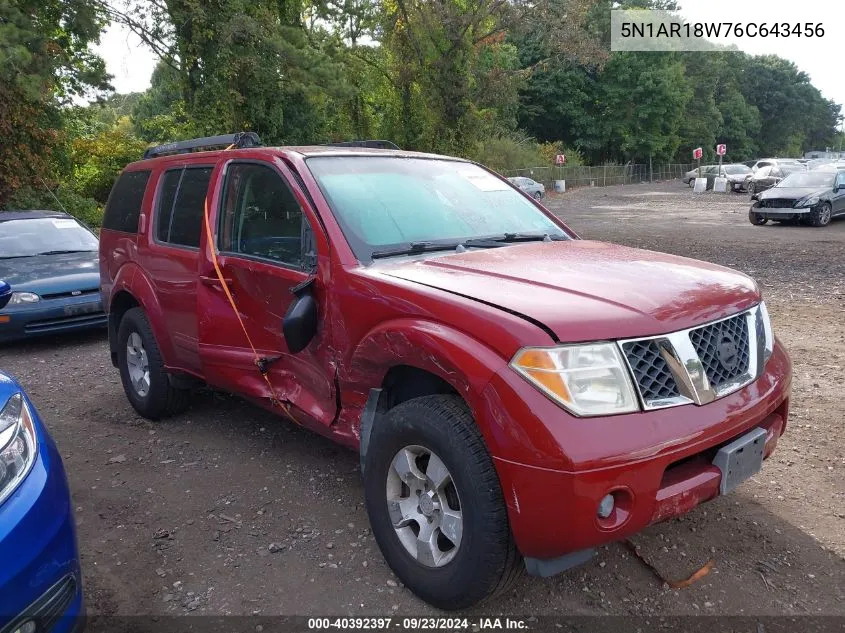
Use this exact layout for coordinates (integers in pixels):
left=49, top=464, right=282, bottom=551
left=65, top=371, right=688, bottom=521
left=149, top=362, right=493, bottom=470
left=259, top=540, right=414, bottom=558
left=713, top=427, right=766, bottom=495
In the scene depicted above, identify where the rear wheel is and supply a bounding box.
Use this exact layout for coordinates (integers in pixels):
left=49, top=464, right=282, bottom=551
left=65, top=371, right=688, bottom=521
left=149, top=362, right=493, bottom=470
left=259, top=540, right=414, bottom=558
left=362, top=395, right=521, bottom=610
left=117, top=307, right=191, bottom=420
left=749, top=208, right=767, bottom=226
left=747, top=182, right=755, bottom=196
left=810, top=202, right=832, bottom=227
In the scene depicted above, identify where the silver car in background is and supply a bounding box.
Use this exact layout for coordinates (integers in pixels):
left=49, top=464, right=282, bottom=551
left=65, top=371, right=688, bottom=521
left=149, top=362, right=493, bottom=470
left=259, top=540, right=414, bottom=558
left=507, top=176, right=545, bottom=199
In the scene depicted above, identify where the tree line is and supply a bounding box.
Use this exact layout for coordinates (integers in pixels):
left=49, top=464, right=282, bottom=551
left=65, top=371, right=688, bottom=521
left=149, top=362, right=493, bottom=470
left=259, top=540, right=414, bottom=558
left=1, top=0, right=842, bottom=224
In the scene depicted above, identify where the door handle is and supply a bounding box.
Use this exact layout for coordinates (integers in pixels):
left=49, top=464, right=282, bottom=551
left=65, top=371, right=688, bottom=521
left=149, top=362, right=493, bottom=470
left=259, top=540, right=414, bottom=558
left=200, top=274, right=233, bottom=287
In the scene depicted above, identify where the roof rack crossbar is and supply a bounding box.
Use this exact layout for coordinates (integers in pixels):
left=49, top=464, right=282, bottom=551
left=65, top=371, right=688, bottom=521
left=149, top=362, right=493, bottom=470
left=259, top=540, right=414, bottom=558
left=143, top=132, right=262, bottom=159
left=323, top=140, right=400, bottom=150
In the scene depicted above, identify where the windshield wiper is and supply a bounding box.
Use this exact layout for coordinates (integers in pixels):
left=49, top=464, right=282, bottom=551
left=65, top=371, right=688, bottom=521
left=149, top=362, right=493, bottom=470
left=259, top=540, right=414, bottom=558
left=36, top=249, right=95, bottom=256
left=463, top=232, right=564, bottom=246
left=371, top=241, right=463, bottom=259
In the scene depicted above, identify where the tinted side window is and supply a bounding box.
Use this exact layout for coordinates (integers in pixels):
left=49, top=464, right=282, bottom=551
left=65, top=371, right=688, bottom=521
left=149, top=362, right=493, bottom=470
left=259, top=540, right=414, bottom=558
left=156, top=167, right=212, bottom=248
left=103, top=170, right=151, bottom=233
left=219, top=163, right=309, bottom=269
left=155, top=170, right=181, bottom=243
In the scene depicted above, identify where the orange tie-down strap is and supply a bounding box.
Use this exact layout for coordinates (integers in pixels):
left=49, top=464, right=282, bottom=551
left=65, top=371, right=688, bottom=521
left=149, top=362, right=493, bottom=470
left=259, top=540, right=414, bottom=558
left=202, top=196, right=299, bottom=425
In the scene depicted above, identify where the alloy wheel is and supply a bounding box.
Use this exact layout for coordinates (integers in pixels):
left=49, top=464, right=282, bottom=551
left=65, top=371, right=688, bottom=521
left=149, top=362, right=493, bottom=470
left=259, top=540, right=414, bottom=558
left=819, top=203, right=832, bottom=225
left=126, top=332, right=151, bottom=397
left=386, top=445, right=463, bottom=568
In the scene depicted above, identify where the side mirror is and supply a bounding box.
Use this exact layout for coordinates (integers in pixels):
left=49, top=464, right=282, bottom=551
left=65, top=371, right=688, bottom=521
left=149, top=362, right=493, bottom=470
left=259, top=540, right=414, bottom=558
left=282, top=279, right=318, bottom=354
left=0, top=280, right=11, bottom=310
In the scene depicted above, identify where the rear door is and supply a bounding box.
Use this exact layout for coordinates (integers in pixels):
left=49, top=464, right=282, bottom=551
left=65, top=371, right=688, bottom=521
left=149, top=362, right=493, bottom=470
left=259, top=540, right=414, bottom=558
left=144, top=164, right=213, bottom=372
left=196, top=158, right=337, bottom=427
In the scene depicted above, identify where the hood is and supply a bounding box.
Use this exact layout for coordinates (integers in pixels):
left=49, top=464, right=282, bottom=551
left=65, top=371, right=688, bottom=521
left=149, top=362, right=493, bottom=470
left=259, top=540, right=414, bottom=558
left=375, top=241, right=759, bottom=342
left=0, top=251, right=100, bottom=296
left=0, top=371, right=21, bottom=408
left=758, top=186, right=827, bottom=201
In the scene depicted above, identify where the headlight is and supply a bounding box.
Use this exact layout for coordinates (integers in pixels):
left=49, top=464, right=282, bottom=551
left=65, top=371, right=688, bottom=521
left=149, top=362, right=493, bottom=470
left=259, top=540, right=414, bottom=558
left=511, top=343, right=640, bottom=416
left=0, top=393, right=38, bottom=505
left=758, top=302, right=774, bottom=363
left=800, top=196, right=820, bottom=207
left=8, top=292, right=40, bottom=305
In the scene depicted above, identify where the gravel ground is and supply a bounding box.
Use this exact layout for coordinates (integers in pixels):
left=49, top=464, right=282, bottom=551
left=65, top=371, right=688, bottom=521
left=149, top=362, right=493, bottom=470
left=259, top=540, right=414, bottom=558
left=1, top=180, right=843, bottom=625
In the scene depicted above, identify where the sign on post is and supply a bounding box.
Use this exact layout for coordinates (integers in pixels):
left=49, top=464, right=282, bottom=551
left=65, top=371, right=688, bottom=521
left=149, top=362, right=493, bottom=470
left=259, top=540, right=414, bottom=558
left=716, top=144, right=727, bottom=156
left=555, top=154, right=566, bottom=165
left=693, top=147, right=703, bottom=180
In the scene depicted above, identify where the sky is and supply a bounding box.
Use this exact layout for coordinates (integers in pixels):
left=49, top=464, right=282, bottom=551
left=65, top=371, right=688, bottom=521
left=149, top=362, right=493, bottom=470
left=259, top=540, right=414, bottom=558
left=93, top=0, right=844, bottom=114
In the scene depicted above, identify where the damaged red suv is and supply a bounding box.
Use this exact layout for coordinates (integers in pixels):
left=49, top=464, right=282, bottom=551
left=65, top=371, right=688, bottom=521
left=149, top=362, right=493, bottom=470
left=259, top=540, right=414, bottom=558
left=99, top=133, right=791, bottom=609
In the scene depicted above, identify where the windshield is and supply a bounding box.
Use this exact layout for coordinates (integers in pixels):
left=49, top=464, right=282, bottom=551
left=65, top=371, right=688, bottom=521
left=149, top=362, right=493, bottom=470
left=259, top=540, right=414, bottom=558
left=724, top=165, right=751, bottom=175
left=0, top=217, right=98, bottom=258
left=776, top=172, right=834, bottom=188
left=307, top=157, right=568, bottom=260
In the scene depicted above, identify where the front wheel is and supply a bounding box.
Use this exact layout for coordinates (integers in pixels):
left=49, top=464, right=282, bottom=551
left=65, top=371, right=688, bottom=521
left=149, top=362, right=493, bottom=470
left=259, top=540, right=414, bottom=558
left=533, top=191, right=542, bottom=200
left=749, top=208, right=767, bottom=225
left=362, top=395, right=521, bottom=610
left=747, top=182, right=755, bottom=196
left=810, top=202, right=832, bottom=227
left=117, top=307, right=191, bottom=420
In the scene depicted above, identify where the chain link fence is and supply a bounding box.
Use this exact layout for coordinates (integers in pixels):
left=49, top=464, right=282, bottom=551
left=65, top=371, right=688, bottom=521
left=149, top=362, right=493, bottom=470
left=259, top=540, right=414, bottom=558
left=504, top=164, right=694, bottom=189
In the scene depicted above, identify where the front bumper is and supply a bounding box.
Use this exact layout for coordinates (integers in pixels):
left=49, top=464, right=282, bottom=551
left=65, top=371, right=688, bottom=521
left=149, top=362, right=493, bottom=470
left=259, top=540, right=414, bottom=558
left=752, top=205, right=812, bottom=220
left=0, top=399, right=83, bottom=631
left=479, top=341, right=791, bottom=560
left=0, top=295, right=105, bottom=343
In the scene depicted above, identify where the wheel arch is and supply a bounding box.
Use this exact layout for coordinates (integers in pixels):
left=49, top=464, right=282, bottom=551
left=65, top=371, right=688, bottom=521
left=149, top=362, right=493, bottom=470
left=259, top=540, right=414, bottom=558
left=347, top=319, right=510, bottom=465
left=108, top=263, right=175, bottom=367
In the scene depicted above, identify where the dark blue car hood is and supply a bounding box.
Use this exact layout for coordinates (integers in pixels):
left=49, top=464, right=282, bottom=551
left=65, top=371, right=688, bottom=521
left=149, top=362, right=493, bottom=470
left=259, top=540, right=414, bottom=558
left=0, top=251, right=100, bottom=295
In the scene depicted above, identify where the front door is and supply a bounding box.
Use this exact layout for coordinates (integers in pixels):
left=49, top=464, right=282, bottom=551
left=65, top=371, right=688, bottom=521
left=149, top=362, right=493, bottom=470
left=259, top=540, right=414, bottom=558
left=196, top=158, right=337, bottom=427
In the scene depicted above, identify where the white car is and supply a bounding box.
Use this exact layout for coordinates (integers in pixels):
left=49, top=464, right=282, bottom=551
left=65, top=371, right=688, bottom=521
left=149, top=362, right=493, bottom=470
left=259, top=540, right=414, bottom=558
left=507, top=177, right=545, bottom=199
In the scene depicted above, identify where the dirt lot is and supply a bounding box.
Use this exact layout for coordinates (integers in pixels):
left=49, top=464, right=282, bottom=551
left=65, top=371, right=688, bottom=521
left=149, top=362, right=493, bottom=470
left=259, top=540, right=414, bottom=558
left=1, top=181, right=844, bottom=624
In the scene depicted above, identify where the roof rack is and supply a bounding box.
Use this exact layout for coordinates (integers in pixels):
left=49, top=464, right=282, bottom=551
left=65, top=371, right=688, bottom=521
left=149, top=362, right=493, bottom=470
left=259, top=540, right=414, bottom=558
left=323, top=140, right=400, bottom=150
left=143, top=132, right=262, bottom=159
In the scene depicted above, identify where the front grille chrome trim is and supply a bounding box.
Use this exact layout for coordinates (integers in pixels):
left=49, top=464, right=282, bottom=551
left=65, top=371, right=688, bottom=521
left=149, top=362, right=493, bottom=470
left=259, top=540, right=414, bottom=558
left=619, top=305, right=763, bottom=411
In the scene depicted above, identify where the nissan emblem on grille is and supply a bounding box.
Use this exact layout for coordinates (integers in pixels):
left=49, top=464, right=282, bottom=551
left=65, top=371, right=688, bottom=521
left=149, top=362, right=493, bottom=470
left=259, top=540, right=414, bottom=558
left=717, top=334, right=739, bottom=372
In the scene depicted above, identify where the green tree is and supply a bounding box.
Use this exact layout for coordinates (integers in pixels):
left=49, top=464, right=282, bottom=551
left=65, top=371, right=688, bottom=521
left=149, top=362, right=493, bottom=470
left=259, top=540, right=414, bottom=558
left=599, top=52, right=692, bottom=162
left=0, top=0, right=110, bottom=205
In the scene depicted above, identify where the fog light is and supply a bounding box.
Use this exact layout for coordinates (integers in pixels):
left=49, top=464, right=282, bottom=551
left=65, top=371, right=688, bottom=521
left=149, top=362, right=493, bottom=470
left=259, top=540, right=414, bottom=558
left=13, top=620, right=37, bottom=633
left=597, top=494, right=615, bottom=519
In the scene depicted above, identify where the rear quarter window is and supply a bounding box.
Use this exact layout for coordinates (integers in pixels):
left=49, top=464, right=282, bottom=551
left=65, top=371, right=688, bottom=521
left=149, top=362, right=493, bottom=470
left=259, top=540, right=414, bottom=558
left=103, top=170, right=151, bottom=233
left=155, top=166, right=213, bottom=248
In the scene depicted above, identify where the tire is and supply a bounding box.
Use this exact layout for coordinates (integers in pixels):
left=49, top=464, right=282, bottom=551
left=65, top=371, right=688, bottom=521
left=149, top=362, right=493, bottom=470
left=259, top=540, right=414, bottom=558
left=810, top=202, right=832, bottom=227
left=117, top=307, right=191, bottom=420
left=749, top=208, right=767, bottom=226
left=533, top=191, right=542, bottom=200
left=363, top=395, right=522, bottom=610
left=747, top=182, right=755, bottom=196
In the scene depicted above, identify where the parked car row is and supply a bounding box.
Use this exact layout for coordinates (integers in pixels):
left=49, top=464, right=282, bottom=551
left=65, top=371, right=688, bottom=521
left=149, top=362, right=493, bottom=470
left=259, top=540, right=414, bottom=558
left=683, top=164, right=753, bottom=192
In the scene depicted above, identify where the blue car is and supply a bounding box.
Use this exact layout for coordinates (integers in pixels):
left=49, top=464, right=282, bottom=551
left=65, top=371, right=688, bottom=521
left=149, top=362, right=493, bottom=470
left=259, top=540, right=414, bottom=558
left=0, top=211, right=105, bottom=343
left=0, top=371, right=84, bottom=632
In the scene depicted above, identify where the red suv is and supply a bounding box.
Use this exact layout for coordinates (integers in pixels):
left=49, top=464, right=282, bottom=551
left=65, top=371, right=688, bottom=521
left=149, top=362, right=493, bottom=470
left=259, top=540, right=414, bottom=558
left=100, top=133, right=791, bottom=609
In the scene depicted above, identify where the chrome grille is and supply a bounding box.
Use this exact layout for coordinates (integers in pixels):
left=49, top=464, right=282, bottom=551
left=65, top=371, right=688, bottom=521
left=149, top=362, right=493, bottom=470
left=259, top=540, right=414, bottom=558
left=621, top=339, right=680, bottom=402
left=620, top=306, right=762, bottom=410
left=689, top=313, right=750, bottom=389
